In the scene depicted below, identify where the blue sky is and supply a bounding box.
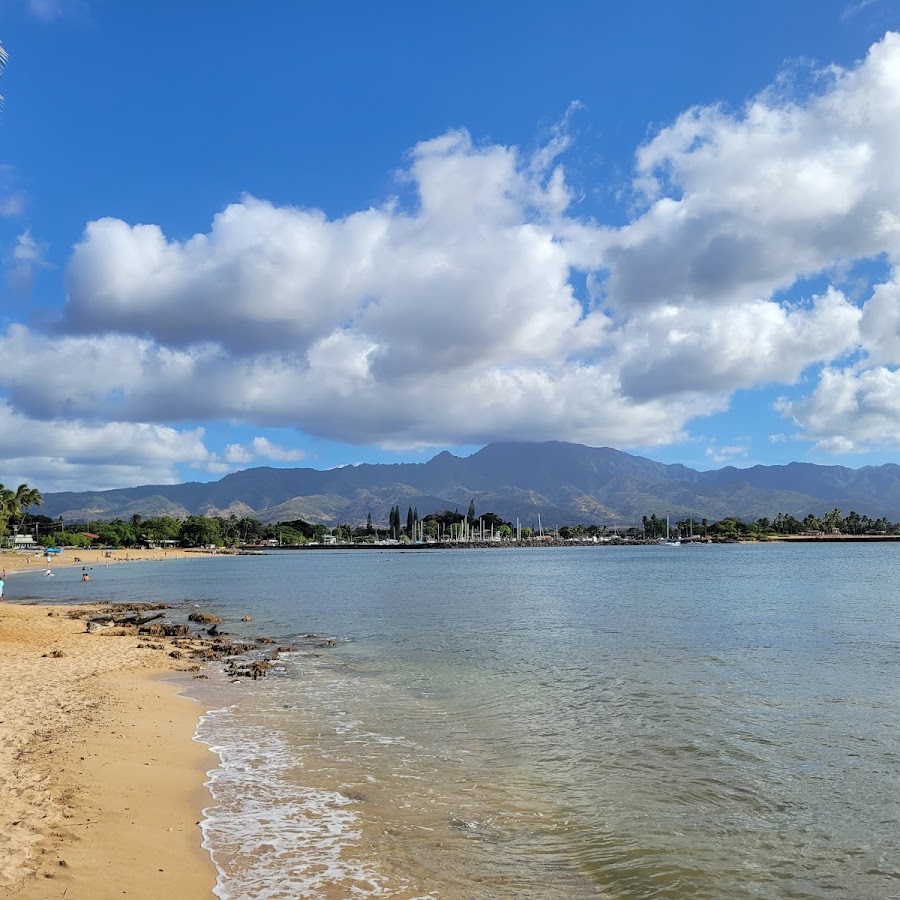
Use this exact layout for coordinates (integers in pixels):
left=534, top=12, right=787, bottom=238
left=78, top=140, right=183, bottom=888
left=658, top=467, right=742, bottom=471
left=2, top=0, right=900, bottom=491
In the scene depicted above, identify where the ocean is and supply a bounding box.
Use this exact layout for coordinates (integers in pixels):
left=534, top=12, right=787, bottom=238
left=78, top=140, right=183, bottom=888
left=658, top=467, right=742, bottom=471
left=15, top=543, right=900, bottom=898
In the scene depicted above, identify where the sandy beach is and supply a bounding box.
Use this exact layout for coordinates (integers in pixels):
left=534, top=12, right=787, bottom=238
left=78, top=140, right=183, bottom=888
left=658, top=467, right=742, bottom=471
left=1, top=545, right=221, bottom=578
left=0, top=600, right=217, bottom=899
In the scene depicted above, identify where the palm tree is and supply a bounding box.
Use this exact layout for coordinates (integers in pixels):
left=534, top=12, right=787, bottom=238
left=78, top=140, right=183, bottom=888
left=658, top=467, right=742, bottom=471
left=0, top=483, right=44, bottom=538
left=0, top=484, right=14, bottom=538
left=13, top=484, right=43, bottom=533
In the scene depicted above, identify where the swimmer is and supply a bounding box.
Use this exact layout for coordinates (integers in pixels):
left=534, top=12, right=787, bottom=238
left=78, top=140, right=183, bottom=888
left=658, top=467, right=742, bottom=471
left=82, top=573, right=90, bottom=582
left=44, top=569, right=54, bottom=577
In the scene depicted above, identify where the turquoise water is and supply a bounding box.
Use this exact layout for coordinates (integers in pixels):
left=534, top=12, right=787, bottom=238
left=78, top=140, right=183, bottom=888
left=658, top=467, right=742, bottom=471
left=13, top=544, right=900, bottom=898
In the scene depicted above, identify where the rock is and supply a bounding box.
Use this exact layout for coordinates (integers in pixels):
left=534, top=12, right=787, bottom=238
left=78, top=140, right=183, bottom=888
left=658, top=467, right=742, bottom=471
left=139, top=623, right=190, bottom=637
left=224, top=659, right=271, bottom=680
left=188, top=613, right=223, bottom=624
left=112, top=602, right=172, bottom=612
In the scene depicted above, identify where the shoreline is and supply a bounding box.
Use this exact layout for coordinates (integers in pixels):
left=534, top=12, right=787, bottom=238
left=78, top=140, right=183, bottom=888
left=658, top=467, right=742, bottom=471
left=0, top=601, right=217, bottom=899
left=0, top=545, right=222, bottom=579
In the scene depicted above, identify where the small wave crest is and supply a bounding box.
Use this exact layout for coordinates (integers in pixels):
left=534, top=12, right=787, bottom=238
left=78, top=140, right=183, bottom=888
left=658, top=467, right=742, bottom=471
left=197, top=706, right=394, bottom=899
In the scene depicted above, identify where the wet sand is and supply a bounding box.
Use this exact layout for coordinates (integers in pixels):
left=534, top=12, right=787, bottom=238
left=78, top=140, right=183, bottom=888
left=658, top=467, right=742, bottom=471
left=0, top=601, right=217, bottom=899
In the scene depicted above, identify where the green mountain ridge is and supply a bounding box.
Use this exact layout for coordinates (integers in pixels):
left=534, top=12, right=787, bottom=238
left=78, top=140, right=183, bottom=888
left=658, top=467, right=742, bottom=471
left=34, top=441, right=900, bottom=526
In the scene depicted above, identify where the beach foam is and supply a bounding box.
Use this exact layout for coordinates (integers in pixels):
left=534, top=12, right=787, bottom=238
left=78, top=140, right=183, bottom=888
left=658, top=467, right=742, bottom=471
left=198, top=705, right=397, bottom=899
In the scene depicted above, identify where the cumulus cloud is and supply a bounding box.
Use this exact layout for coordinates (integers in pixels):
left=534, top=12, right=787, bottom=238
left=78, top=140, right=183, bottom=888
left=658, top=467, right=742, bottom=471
left=62, top=130, right=597, bottom=373
left=5, top=229, right=51, bottom=295
left=218, top=437, right=307, bottom=467
left=616, top=288, right=860, bottom=400
left=251, top=437, right=307, bottom=462
left=12, top=229, right=49, bottom=265
left=0, top=400, right=212, bottom=491
left=608, top=33, right=900, bottom=314
left=705, top=444, right=750, bottom=465
left=859, top=268, right=900, bottom=364
left=8, top=33, right=900, bottom=486
left=776, top=366, right=900, bottom=452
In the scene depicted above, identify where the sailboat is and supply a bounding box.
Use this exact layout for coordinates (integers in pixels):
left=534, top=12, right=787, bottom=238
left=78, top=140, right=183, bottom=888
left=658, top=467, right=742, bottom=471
left=662, top=516, right=681, bottom=546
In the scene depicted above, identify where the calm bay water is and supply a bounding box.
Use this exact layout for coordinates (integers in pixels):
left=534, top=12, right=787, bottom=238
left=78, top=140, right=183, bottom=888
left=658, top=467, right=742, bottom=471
left=14, top=543, right=900, bottom=898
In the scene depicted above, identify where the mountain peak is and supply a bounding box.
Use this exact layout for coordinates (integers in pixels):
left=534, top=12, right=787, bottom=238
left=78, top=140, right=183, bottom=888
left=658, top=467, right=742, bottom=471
left=36, top=442, right=900, bottom=525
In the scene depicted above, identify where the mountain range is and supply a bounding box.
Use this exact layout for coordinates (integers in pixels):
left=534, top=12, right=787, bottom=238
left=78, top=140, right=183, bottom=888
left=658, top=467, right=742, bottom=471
left=33, top=441, right=900, bottom=527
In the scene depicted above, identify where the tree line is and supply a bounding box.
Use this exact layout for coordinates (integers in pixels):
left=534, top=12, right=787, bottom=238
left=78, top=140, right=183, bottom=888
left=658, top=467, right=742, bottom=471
left=640, top=509, right=900, bottom=540
left=5, top=483, right=900, bottom=549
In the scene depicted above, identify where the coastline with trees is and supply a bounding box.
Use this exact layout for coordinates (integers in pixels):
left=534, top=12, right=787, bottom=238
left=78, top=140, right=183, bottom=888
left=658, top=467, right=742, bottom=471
left=5, top=485, right=900, bottom=551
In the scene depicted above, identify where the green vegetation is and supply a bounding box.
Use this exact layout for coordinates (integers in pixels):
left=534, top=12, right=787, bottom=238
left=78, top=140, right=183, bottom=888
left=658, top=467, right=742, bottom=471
left=638, top=508, right=900, bottom=541
left=5, top=480, right=900, bottom=548
left=0, top=483, right=43, bottom=539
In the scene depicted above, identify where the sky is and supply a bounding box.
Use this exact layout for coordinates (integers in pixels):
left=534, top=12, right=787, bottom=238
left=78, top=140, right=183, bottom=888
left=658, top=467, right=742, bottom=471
left=2, top=0, right=900, bottom=492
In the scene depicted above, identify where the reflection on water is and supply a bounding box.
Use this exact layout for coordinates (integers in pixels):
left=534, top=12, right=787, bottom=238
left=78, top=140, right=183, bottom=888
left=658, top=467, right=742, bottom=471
left=16, top=544, right=900, bottom=897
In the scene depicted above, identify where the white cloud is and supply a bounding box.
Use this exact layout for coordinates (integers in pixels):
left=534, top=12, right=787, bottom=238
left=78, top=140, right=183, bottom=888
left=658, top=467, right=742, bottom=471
left=609, top=32, right=900, bottom=313
left=62, top=134, right=598, bottom=371
left=12, top=229, right=49, bottom=265
left=0, top=400, right=212, bottom=491
left=858, top=268, right=900, bottom=364
left=776, top=366, right=900, bottom=452
left=705, top=443, right=749, bottom=465
left=0, top=193, right=25, bottom=217
left=0, top=323, right=717, bottom=448
left=616, top=288, right=860, bottom=400
left=217, top=437, right=307, bottom=466
left=222, top=443, right=253, bottom=465
left=8, top=33, right=900, bottom=485
left=5, top=229, right=51, bottom=295
left=251, top=437, right=307, bottom=462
